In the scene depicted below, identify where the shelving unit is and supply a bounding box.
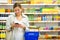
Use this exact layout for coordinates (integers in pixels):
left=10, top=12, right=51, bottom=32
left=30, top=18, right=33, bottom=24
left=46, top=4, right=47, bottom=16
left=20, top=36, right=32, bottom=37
left=29, top=21, right=60, bottom=23
left=0, top=0, right=60, bottom=40
left=0, top=4, right=60, bottom=5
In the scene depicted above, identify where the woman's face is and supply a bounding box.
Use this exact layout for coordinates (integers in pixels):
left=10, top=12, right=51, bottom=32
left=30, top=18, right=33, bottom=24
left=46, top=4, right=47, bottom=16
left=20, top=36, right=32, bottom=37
left=14, top=7, right=22, bottom=15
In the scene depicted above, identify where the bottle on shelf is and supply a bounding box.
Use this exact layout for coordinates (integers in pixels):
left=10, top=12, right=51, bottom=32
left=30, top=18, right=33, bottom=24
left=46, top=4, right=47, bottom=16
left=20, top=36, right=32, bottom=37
left=45, top=33, right=49, bottom=39
left=42, top=15, right=47, bottom=21
left=36, top=16, right=42, bottom=21
left=0, top=8, right=5, bottom=13
left=0, top=32, right=6, bottom=39
left=5, top=9, right=11, bottom=13
left=49, top=26, right=54, bottom=30
left=40, top=7, right=43, bottom=13
left=0, top=23, right=2, bottom=30
left=44, top=26, right=49, bottom=30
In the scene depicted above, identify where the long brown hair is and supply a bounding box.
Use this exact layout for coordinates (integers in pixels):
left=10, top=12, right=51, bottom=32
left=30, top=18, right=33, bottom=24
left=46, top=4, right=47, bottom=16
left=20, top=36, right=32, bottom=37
left=13, top=3, right=22, bottom=9
left=13, top=3, right=24, bottom=12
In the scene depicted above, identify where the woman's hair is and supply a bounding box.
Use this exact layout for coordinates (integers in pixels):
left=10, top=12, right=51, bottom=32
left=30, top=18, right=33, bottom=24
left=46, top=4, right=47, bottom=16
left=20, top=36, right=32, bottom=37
left=13, top=3, right=24, bottom=12
left=13, top=3, right=22, bottom=9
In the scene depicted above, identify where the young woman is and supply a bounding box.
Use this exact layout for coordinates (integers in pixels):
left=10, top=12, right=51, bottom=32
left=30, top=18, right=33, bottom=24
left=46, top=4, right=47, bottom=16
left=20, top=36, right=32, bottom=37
left=6, top=3, right=29, bottom=40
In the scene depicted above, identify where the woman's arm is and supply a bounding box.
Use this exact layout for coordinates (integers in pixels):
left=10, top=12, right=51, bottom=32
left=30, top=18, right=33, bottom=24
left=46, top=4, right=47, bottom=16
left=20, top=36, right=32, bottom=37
left=6, top=15, right=15, bottom=31
left=18, top=15, right=29, bottom=30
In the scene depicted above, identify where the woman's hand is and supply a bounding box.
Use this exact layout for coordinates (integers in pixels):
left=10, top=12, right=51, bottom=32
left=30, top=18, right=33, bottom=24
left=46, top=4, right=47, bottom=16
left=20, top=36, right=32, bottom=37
left=11, top=23, right=16, bottom=30
left=11, top=23, right=26, bottom=30
left=19, top=24, right=26, bottom=28
left=19, top=24, right=26, bottom=30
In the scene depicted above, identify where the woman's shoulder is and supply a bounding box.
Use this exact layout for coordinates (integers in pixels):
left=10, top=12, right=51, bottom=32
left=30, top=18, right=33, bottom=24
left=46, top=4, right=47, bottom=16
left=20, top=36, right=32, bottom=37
left=8, top=14, right=15, bottom=18
left=22, top=14, right=28, bottom=18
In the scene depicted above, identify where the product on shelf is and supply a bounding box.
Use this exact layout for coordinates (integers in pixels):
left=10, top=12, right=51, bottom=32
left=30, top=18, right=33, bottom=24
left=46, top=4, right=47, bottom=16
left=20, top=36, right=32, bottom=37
left=57, top=0, right=60, bottom=4
left=35, top=9, right=40, bottom=13
left=42, top=15, right=47, bottom=21
left=39, top=27, right=44, bottom=30
left=44, top=26, right=49, bottom=30
left=54, top=26, right=58, bottom=30
left=28, top=14, right=34, bottom=21
left=5, top=9, right=11, bottom=13
left=36, top=16, right=41, bottom=21
left=26, top=8, right=30, bottom=13
left=8, top=0, right=12, bottom=4
left=0, top=33, right=6, bottom=38
left=5, top=9, right=13, bottom=13
left=3, top=26, right=6, bottom=30
left=38, top=26, right=60, bottom=30
left=29, top=26, right=39, bottom=31
left=2, top=23, right=6, bottom=30
left=0, top=8, right=5, bottom=13
left=49, top=26, right=53, bottom=30
left=58, top=31, right=60, bottom=35
left=39, top=7, right=43, bottom=13
left=46, top=16, right=52, bottom=21
left=52, top=36, right=57, bottom=39
left=25, top=7, right=59, bottom=14
left=30, top=0, right=60, bottom=4
left=53, top=15, right=60, bottom=21
left=12, top=0, right=30, bottom=4
left=45, top=33, right=49, bottom=39
left=26, top=8, right=36, bottom=13
left=30, top=8, right=36, bottom=13
left=42, top=8, right=59, bottom=13
left=0, top=24, right=2, bottom=29
left=0, top=23, right=6, bottom=30
left=56, top=28, right=60, bottom=30
left=52, top=0, right=57, bottom=4
left=58, top=22, right=60, bottom=26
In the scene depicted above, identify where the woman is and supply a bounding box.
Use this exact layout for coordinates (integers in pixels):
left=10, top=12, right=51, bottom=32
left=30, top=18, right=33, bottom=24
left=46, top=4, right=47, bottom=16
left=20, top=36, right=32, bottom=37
left=6, top=3, right=29, bottom=40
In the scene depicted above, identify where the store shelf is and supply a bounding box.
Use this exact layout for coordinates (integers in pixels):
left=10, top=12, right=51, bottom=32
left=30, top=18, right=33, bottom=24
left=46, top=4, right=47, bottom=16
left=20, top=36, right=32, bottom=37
left=0, top=4, right=60, bottom=5
left=0, top=4, right=13, bottom=5
left=0, top=30, right=6, bottom=32
left=38, top=35, right=60, bottom=39
left=0, top=0, right=60, bottom=40
left=21, top=4, right=60, bottom=5
left=1, top=21, right=60, bottom=23
left=0, top=13, right=60, bottom=15
left=29, top=21, right=60, bottom=23
left=0, top=17, right=8, bottom=20
left=0, top=30, right=60, bottom=32
left=24, top=13, right=60, bottom=15
left=0, top=21, right=6, bottom=23
left=39, top=35, right=60, bottom=37
left=0, top=12, right=14, bottom=14
left=39, top=30, right=60, bottom=32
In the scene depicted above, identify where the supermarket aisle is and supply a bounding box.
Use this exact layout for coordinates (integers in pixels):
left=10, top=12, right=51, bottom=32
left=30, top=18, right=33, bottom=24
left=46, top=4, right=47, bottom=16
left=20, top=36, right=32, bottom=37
left=0, top=0, right=60, bottom=40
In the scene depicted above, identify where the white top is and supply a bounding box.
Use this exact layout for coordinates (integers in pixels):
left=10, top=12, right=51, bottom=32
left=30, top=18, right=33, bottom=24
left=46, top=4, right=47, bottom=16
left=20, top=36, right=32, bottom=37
left=6, top=13, right=29, bottom=31
left=6, top=13, right=29, bottom=40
